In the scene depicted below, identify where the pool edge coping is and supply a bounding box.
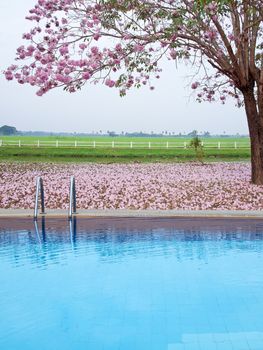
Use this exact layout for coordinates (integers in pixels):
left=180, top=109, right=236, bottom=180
left=0, top=209, right=263, bottom=219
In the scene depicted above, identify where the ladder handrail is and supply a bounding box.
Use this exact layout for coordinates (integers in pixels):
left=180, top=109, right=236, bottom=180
left=69, top=176, right=77, bottom=219
left=34, top=177, right=45, bottom=220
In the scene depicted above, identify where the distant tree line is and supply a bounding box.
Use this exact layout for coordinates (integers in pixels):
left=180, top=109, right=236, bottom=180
left=0, top=125, right=248, bottom=138
left=104, top=130, right=247, bottom=138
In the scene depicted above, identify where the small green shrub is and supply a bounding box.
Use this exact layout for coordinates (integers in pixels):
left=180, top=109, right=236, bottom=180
left=189, top=136, right=204, bottom=164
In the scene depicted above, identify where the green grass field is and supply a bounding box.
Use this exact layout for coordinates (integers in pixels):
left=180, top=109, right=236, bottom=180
left=0, top=135, right=250, bottom=143
left=0, top=135, right=251, bottom=163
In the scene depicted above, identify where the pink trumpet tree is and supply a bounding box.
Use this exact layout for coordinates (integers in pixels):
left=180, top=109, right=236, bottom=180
left=4, top=0, right=263, bottom=184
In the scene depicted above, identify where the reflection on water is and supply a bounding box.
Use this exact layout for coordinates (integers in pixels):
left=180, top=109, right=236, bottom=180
left=0, top=217, right=263, bottom=350
left=1, top=217, right=263, bottom=268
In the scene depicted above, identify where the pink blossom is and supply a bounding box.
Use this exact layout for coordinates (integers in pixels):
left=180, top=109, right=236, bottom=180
left=133, top=44, right=144, bottom=53
left=170, top=50, right=177, bottom=60
left=59, top=45, right=69, bottom=56
left=191, top=82, right=199, bottom=89
left=82, top=71, right=91, bottom=80
left=93, top=33, right=101, bottom=41
left=105, top=79, right=115, bottom=88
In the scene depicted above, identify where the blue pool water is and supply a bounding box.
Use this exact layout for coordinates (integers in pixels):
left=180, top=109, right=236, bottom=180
left=0, top=217, right=263, bottom=350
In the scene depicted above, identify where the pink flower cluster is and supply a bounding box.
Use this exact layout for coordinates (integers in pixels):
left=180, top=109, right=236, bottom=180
left=4, top=0, right=163, bottom=96
left=0, top=162, right=263, bottom=211
left=4, top=0, right=255, bottom=104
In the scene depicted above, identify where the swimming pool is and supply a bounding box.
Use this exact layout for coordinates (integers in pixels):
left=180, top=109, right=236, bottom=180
left=0, top=217, right=263, bottom=350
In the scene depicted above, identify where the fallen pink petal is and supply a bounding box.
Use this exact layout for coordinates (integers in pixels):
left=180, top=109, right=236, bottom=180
left=1, top=162, right=263, bottom=211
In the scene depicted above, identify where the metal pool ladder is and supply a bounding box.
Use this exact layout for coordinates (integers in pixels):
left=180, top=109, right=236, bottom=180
left=34, top=177, right=45, bottom=220
left=69, top=176, right=77, bottom=219
left=34, top=176, right=77, bottom=219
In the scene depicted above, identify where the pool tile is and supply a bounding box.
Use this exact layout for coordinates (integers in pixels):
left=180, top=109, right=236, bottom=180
left=230, top=340, right=250, bottom=350
left=215, top=342, right=233, bottom=350
left=212, top=332, right=230, bottom=343
left=246, top=339, right=263, bottom=350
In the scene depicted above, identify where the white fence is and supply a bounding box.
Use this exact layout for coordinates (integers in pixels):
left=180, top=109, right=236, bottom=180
left=0, top=139, right=250, bottom=149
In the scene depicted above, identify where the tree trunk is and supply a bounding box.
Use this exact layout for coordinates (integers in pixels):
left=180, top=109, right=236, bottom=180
left=243, top=88, right=263, bottom=185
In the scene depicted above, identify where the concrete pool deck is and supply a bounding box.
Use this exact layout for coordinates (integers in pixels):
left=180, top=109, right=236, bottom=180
left=0, top=209, right=263, bottom=219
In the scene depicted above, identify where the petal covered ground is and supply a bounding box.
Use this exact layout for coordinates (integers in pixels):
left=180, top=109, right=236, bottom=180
left=0, top=162, right=263, bottom=211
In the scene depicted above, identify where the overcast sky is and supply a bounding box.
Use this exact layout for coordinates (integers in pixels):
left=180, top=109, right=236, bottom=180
left=0, top=1, right=248, bottom=134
